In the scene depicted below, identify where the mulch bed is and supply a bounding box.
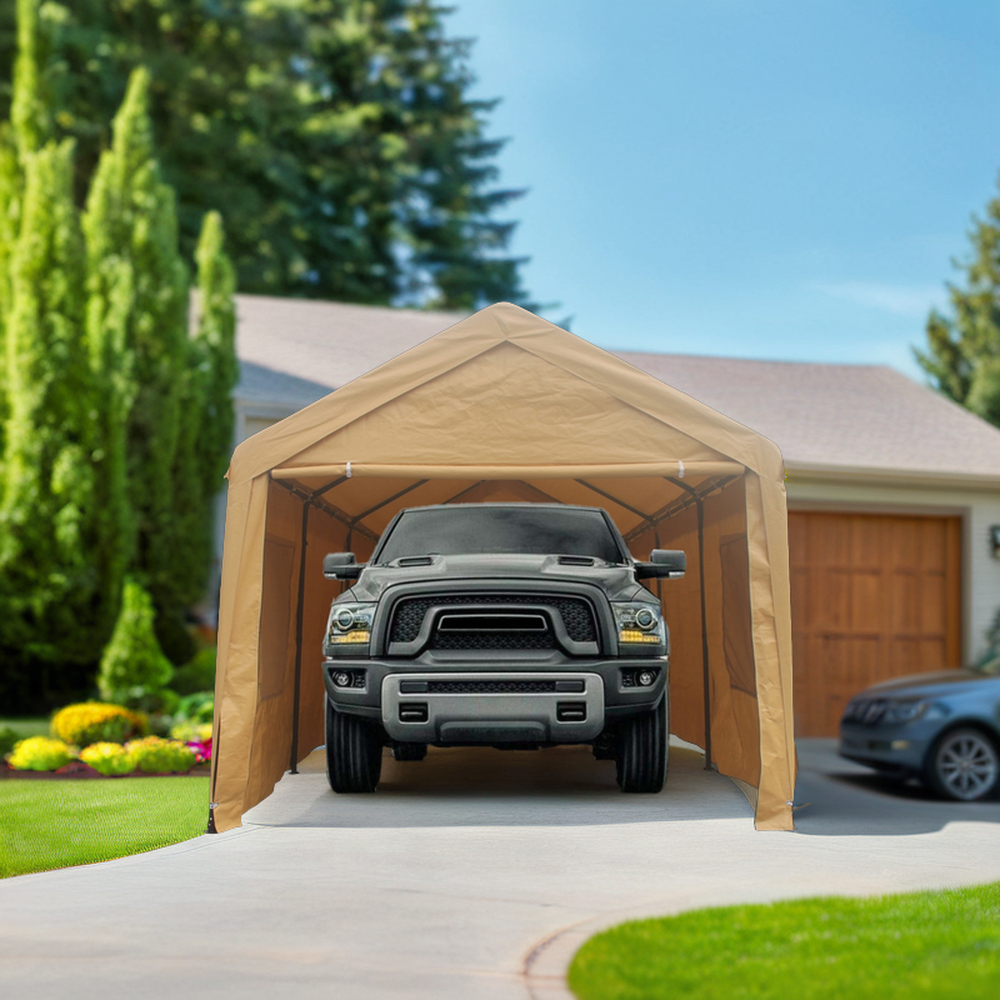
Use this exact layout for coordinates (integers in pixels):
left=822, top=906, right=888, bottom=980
left=0, top=760, right=211, bottom=780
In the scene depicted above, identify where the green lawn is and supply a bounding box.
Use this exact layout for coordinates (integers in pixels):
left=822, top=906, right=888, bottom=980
left=569, top=883, right=1000, bottom=1000
left=0, top=717, right=50, bottom=739
left=0, top=777, right=209, bottom=878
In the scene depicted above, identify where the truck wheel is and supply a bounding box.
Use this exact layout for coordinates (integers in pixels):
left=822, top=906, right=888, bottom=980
left=615, top=698, right=668, bottom=793
left=325, top=699, right=383, bottom=793
left=392, top=742, right=427, bottom=762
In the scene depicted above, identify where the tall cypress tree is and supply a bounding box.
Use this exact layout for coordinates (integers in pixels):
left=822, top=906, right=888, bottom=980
left=162, top=210, right=237, bottom=652
left=0, top=137, right=99, bottom=702
left=82, top=66, right=191, bottom=661
left=10, top=0, right=48, bottom=160
left=917, top=184, right=1000, bottom=428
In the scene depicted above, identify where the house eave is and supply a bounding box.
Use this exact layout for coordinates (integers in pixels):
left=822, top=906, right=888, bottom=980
left=786, top=460, right=1000, bottom=493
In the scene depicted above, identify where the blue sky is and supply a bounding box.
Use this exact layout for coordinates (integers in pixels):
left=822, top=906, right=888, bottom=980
left=447, top=0, right=1000, bottom=376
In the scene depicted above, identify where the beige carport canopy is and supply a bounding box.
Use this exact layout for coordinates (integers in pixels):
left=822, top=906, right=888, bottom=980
left=211, top=303, right=795, bottom=832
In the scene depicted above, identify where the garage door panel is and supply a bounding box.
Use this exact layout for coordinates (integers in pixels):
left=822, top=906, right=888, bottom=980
left=851, top=517, right=885, bottom=568
left=790, top=511, right=961, bottom=736
left=849, top=570, right=885, bottom=632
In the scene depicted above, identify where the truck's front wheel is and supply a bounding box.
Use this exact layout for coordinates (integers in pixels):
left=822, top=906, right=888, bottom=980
left=325, top=699, right=383, bottom=793
left=615, top=698, right=668, bottom=793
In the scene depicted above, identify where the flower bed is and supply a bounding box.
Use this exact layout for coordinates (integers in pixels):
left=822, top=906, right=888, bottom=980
left=2, top=698, right=214, bottom=780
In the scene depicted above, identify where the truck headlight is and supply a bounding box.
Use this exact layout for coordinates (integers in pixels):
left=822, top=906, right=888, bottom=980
left=612, top=603, right=666, bottom=647
left=327, top=602, right=376, bottom=644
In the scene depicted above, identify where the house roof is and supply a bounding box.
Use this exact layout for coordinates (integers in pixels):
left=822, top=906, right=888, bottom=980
left=234, top=293, right=1000, bottom=484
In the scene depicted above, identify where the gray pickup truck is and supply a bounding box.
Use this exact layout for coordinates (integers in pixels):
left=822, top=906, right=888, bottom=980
left=321, top=503, right=685, bottom=794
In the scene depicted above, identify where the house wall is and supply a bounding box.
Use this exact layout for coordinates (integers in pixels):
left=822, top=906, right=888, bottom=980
left=787, top=474, right=1000, bottom=663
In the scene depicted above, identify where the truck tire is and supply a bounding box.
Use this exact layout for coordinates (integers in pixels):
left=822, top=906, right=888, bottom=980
left=615, top=698, right=668, bottom=793
left=325, top=699, right=383, bottom=793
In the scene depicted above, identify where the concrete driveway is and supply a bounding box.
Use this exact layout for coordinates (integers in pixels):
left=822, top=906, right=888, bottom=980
left=1, top=739, right=998, bottom=1000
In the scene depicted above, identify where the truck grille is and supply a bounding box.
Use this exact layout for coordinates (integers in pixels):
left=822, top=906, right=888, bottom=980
left=389, top=594, right=597, bottom=646
left=427, top=680, right=557, bottom=694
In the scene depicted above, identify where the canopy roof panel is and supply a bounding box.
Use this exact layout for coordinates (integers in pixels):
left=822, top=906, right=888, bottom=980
left=228, top=303, right=784, bottom=489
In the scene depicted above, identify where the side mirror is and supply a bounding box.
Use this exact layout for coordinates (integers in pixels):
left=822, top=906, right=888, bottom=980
left=323, top=552, right=365, bottom=580
left=635, top=549, right=686, bottom=580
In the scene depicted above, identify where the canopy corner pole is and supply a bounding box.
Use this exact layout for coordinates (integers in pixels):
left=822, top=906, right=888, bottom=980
left=289, top=500, right=312, bottom=775
left=287, top=474, right=350, bottom=776
left=666, top=477, right=713, bottom=772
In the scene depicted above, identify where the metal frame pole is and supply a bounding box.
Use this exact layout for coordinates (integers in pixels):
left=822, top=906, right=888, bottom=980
left=289, top=501, right=312, bottom=774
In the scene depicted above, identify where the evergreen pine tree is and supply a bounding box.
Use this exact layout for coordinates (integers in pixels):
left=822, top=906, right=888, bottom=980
left=0, top=0, right=534, bottom=308
left=83, top=66, right=191, bottom=660
left=917, top=185, right=1000, bottom=428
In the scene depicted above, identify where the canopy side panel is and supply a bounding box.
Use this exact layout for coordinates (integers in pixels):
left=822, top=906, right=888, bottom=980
left=212, top=474, right=270, bottom=832
left=640, top=506, right=706, bottom=751
left=746, top=472, right=796, bottom=830
left=242, top=482, right=306, bottom=813
left=702, top=480, right=762, bottom=788
left=295, top=507, right=379, bottom=769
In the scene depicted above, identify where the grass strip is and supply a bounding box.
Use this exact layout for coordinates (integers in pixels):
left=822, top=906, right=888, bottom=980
left=0, top=777, right=209, bottom=877
left=569, top=883, right=1000, bottom=1000
left=0, top=717, right=50, bottom=739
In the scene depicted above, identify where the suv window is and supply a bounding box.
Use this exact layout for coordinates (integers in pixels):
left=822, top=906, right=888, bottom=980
left=375, top=507, right=625, bottom=564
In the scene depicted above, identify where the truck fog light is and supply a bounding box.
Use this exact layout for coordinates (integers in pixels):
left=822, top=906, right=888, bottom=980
left=638, top=670, right=655, bottom=687
left=333, top=671, right=352, bottom=688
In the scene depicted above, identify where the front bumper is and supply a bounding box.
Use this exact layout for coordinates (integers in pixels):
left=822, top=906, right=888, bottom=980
left=323, top=655, right=666, bottom=741
left=838, top=721, right=937, bottom=775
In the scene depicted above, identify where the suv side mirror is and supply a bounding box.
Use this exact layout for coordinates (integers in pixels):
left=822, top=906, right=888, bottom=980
left=635, top=549, right=686, bottom=580
left=323, top=552, right=365, bottom=580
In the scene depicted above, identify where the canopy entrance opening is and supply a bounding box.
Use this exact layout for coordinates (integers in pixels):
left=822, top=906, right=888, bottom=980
left=212, top=304, right=795, bottom=832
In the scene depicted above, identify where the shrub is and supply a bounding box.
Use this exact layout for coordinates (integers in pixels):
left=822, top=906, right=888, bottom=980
left=174, top=691, right=214, bottom=725
left=0, top=725, right=18, bottom=756
left=98, top=578, right=174, bottom=708
left=79, top=742, right=138, bottom=776
left=127, top=736, right=196, bottom=774
left=171, top=646, right=216, bottom=696
left=170, top=721, right=213, bottom=743
left=7, top=737, right=75, bottom=771
left=51, top=702, right=147, bottom=747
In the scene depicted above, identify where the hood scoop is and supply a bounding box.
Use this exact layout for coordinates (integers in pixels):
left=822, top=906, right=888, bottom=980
left=396, top=556, right=435, bottom=567
left=557, top=555, right=596, bottom=566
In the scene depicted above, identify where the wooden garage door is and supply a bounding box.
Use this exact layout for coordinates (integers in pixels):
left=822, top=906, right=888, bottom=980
left=789, top=511, right=962, bottom=737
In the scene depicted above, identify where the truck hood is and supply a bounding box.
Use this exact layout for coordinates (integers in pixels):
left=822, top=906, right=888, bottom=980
left=341, top=553, right=651, bottom=603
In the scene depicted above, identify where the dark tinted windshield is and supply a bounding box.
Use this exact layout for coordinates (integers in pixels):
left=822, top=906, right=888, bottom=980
left=376, top=507, right=625, bottom=563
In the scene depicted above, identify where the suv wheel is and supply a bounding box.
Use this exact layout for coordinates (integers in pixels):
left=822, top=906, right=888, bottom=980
left=325, top=699, right=383, bottom=793
left=925, top=727, right=999, bottom=802
left=615, top=698, right=668, bottom=793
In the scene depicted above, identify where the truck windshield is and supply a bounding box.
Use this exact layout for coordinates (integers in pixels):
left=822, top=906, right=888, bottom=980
left=376, top=507, right=625, bottom=563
